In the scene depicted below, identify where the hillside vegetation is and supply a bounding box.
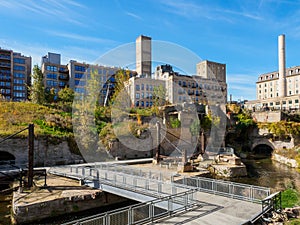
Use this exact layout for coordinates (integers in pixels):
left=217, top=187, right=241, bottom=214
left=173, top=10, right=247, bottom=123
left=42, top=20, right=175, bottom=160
left=0, top=102, right=72, bottom=137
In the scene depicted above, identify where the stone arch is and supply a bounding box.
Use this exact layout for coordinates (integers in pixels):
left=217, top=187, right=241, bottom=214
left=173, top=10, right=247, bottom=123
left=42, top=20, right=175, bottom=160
left=0, top=151, right=16, bottom=164
left=251, top=139, right=275, bottom=157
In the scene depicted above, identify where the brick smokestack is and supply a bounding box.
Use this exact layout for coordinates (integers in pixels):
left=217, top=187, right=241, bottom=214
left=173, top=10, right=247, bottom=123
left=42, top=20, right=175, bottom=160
left=278, top=34, right=287, bottom=97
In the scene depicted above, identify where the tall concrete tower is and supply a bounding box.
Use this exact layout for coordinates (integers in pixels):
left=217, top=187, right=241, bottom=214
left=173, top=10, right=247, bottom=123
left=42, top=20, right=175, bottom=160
left=136, top=35, right=151, bottom=77
left=278, top=34, right=287, bottom=97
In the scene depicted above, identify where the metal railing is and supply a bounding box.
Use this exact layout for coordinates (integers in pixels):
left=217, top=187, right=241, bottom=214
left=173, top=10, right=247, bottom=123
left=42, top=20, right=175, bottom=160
left=173, top=176, right=270, bottom=203
left=50, top=165, right=192, bottom=199
left=61, top=189, right=197, bottom=225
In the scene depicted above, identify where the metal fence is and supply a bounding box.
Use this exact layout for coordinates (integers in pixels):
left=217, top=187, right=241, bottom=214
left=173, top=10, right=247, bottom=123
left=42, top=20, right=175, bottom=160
left=61, top=189, right=197, bottom=225
left=173, top=176, right=270, bottom=203
left=49, top=165, right=193, bottom=199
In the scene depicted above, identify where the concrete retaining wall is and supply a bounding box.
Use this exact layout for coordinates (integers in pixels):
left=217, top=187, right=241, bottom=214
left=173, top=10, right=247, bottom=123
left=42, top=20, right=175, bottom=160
left=0, top=138, right=83, bottom=166
left=12, top=191, right=127, bottom=224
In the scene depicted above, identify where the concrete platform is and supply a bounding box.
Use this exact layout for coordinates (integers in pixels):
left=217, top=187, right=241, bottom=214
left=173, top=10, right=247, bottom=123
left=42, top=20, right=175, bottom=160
left=154, top=192, right=261, bottom=225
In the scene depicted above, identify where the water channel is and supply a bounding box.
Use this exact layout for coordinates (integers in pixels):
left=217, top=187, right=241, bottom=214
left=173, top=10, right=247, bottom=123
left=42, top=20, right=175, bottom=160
left=0, top=157, right=299, bottom=224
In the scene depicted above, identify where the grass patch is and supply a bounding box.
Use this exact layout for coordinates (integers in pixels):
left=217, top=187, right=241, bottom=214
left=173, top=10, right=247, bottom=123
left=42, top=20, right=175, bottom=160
left=281, top=188, right=300, bottom=209
left=285, top=218, right=300, bottom=225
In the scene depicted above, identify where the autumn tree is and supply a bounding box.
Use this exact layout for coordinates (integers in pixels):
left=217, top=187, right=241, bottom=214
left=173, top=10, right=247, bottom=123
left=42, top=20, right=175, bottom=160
left=58, top=87, right=74, bottom=103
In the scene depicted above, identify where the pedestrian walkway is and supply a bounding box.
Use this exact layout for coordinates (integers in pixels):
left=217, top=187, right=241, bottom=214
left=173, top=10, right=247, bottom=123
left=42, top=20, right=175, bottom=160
left=49, top=163, right=271, bottom=225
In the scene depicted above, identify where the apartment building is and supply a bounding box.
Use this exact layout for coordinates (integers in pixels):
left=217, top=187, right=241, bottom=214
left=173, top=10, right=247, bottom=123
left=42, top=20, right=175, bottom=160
left=127, top=63, right=227, bottom=108
left=68, top=60, right=120, bottom=105
left=41, top=52, right=122, bottom=105
left=0, top=47, right=31, bottom=101
left=126, top=77, right=165, bottom=107
left=41, top=52, right=69, bottom=95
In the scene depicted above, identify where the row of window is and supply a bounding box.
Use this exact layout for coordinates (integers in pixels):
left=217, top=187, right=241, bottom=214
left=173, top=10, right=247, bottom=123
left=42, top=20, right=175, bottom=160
left=13, top=92, right=26, bottom=97
left=13, top=58, right=25, bottom=64
left=46, top=65, right=58, bottom=72
left=14, top=79, right=25, bottom=84
left=0, top=81, right=10, bottom=87
left=46, top=80, right=57, bottom=87
left=0, top=75, right=11, bottom=80
left=14, top=73, right=25, bottom=78
left=135, top=101, right=153, bottom=107
left=0, top=54, right=10, bottom=60
left=14, top=86, right=26, bottom=91
left=74, top=80, right=86, bottom=86
left=0, top=89, right=10, bottom=94
left=75, top=87, right=85, bottom=93
left=0, top=70, right=11, bottom=75
left=14, top=65, right=25, bottom=71
left=0, top=62, right=11, bottom=67
left=75, top=65, right=86, bottom=72
left=136, top=92, right=153, bottom=99
left=136, top=84, right=158, bottom=91
left=47, top=73, right=57, bottom=79
left=266, top=99, right=299, bottom=106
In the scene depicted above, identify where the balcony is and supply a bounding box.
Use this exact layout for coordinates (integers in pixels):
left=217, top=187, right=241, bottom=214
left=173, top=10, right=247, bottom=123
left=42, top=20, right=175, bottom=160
left=0, top=55, right=11, bottom=60
left=0, top=62, right=11, bottom=68
left=59, top=75, right=69, bottom=80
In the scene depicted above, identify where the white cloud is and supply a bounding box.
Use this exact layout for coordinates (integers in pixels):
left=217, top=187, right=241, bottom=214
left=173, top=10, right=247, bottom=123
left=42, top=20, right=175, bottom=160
left=0, top=0, right=88, bottom=26
left=125, top=11, right=143, bottom=20
left=45, top=31, right=118, bottom=45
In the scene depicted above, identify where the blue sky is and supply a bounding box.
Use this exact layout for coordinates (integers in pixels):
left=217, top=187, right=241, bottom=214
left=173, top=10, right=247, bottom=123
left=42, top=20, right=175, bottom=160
left=1, top=0, right=300, bottom=101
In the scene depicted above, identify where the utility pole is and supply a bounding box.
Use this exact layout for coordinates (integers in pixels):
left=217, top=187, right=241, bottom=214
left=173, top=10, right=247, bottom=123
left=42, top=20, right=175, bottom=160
left=201, top=129, right=205, bottom=154
left=155, top=122, right=161, bottom=163
left=28, top=124, right=34, bottom=188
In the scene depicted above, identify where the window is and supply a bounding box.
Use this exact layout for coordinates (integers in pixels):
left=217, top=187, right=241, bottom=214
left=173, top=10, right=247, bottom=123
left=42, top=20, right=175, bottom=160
left=46, top=80, right=57, bottom=87
left=146, top=84, right=149, bottom=91
left=75, top=65, right=85, bottom=72
left=178, top=81, right=182, bottom=86
left=46, top=73, right=57, bottom=79
left=14, top=73, right=25, bottom=78
left=136, top=84, right=140, bottom=91
left=289, top=100, right=292, bottom=104
left=136, top=93, right=140, bottom=99
left=75, top=87, right=85, bottom=93
left=14, top=65, right=25, bottom=71
left=141, top=84, right=144, bottom=90
left=14, top=79, right=24, bottom=84
left=141, top=92, right=144, bottom=99
left=75, top=73, right=83, bottom=79
left=13, top=86, right=25, bottom=91
left=13, top=92, right=25, bottom=97
left=46, top=65, right=57, bottom=72
left=136, top=101, right=139, bottom=107
left=59, top=81, right=66, bottom=87
left=295, top=99, right=299, bottom=104
left=14, top=58, right=25, bottom=64
left=75, top=80, right=85, bottom=86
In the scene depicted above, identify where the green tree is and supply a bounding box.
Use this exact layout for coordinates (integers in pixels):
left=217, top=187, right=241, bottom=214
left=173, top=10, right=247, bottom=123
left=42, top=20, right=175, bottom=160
left=58, top=87, right=74, bottom=103
left=29, top=65, right=45, bottom=104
